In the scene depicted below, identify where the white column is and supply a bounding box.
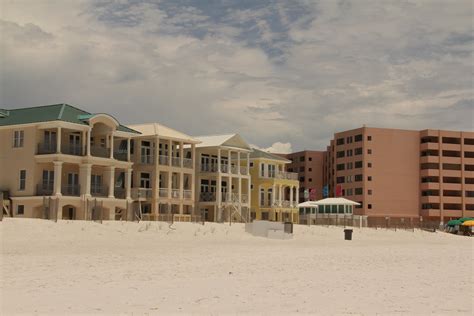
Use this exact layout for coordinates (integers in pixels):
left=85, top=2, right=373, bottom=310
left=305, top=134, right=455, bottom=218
left=127, top=138, right=131, bottom=162
left=53, top=161, right=63, bottom=196
left=272, top=184, right=276, bottom=206
left=106, top=166, right=115, bottom=198
left=290, top=186, right=294, bottom=207
left=238, top=177, right=242, bottom=204
left=168, top=139, right=172, bottom=166
left=109, top=134, right=114, bottom=159
left=247, top=178, right=251, bottom=206
left=179, top=141, right=184, bottom=168
left=246, top=152, right=250, bottom=175
left=56, top=127, right=62, bottom=154
left=191, top=144, right=196, bottom=170
left=237, top=151, right=241, bottom=174
left=82, top=130, right=87, bottom=156
left=228, top=149, right=232, bottom=173
left=155, top=136, right=160, bottom=165
left=217, top=149, right=222, bottom=220
left=86, top=129, right=91, bottom=156
left=296, top=186, right=300, bottom=205
left=125, top=169, right=132, bottom=199
left=179, top=172, right=184, bottom=200
left=80, top=164, right=92, bottom=197
left=279, top=185, right=283, bottom=206
left=167, top=171, right=172, bottom=199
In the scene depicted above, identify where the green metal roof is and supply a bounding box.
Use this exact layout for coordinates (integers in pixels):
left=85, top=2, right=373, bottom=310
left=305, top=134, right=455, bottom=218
left=250, top=148, right=291, bottom=162
left=0, top=103, right=140, bottom=134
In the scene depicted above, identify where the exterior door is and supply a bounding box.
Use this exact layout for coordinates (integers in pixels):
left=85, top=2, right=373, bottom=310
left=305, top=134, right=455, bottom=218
left=44, top=131, right=57, bottom=151
left=141, top=141, right=151, bottom=163
left=67, top=173, right=79, bottom=195
left=69, top=134, right=81, bottom=155
left=42, top=170, right=54, bottom=192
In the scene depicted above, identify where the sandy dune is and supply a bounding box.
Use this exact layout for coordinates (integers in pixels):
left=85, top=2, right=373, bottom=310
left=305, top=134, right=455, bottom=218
left=1, top=218, right=472, bottom=315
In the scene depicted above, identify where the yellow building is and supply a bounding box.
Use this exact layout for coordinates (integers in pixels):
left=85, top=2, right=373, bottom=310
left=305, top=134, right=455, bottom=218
left=247, top=148, right=300, bottom=223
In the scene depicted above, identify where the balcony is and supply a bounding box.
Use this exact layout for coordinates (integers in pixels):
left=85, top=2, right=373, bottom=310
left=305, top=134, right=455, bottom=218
left=230, top=165, right=238, bottom=174
left=171, top=189, right=181, bottom=199
left=240, top=166, right=248, bottom=175
left=420, top=142, right=438, bottom=151
left=420, top=169, right=440, bottom=177
left=220, top=164, right=229, bottom=173
left=114, top=151, right=128, bottom=162
left=183, top=190, right=192, bottom=199
left=140, top=155, right=154, bottom=165
left=159, top=188, right=168, bottom=198
left=159, top=155, right=168, bottom=165
left=37, top=142, right=57, bottom=155
left=200, top=192, right=216, bottom=202
left=90, top=146, right=110, bottom=158
left=420, top=156, right=439, bottom=164
left=281, top=200, right=291, bottom=207
left=183, top=158, right=193, bottom=169
left=91, top=185, right=108, bottom=197
left=200, top=164, right=218, bottom=173
left=114, top=187, right=126, bottom=199
left=241, top=194, right=249, bottom=204
left=420, top=182, right=440, bottom=190
left=62, top=184, right=80, bottom=196
left=36, top=183, right=54, bottom=196
left=276, top=171, right=299, bottom=180
left=37, top=143, right=83, bottom=156
left=131, top=188, right=152, bottom=200
left=170, top=157, right=180, bottom=167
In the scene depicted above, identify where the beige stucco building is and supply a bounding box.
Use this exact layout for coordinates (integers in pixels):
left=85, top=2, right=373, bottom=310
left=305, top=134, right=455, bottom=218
left=127, top=123, right=200, bottom=221
left=194, top=134, right=252, bottom=222
left=0, top=104, right=139, bottom=220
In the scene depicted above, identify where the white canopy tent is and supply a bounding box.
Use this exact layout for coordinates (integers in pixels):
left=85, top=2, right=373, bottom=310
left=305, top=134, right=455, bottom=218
left=297, top=198, right=360, bottom=215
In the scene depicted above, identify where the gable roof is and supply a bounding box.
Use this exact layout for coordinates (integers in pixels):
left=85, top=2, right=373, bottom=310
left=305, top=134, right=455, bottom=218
left=195, top=134, right=251, bottom=150
left=0, top=103, right=139, bottom=134
left=129, top=122, right=200, bottom=143
left=250, top=148, right=291, bottom=163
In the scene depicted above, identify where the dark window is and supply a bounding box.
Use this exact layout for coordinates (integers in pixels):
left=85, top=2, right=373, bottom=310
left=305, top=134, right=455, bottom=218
left=354, top=147, right=363, bottom=155
left=368, top=162, right=372, bottom=168
left=346, top=136, right=353, bottom=143
left=443, top=163, right=461, bottom=170
left=368, top=189, right=372, bottom=195
left=368, top=204, right=372, bottom=209
left=299, top=156, right=305, bottom=162
left=355, top=188, right=363, bottom=195
left=442, top=137, right=460, bottom=144
left=336, top=138, right=345, bottom=145
left=299, top=176, right=305, bottom=182
left=309, top=157, right=312, bottom=161
left=367, top=149, right=372, bottom=154
left=367, top=136, right=372, bottom=141
left=299, top=166, right=304, bottom=172
left=347, top=149, right=353, bottom=157
left=355, top=161, right=363, bottom=168
left=421, top=163, right=439, bottom=170
left=465, top=152, right=474, bottom=158
left=250, top=162, right=254, bottom=167
left=354, top=174, right=363, bottom=182
left=466, top=178, right=474, bottom=184
left=309, top=178, right=312, bottom=182
left=308, top=168, right=312, bottom=171
left=421, top=136, right=438, bottom=143
left=336, top=176, right=345, bottom=184
left=466, top=191, right=474, bottom=197
left=336, top=151, right=345, bottom=158
left=130, top=140, right=134, bottom=154
left=465, top=165, right=474, bottom=171
left=354, top=134, right=363, bottom=142
left=19, top=170, right=26, bottom=191
left=336, top=163, right=345, bottom=171
left=368, top=176, right=372, bottom=181
left=464, top=138, right=474, bottom=145
left=17, top=205, right=25, bottom=215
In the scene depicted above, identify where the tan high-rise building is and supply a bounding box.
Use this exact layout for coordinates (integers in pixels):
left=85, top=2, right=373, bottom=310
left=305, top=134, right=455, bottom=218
left=0, top=104, right=139, bottom=220
left=324, top=127, right=474, bottom=223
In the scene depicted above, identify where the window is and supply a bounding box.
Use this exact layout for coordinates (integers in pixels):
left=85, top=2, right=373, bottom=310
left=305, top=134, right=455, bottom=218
left=260, top=188, right=265, bottom=207
left=308, top=178, right=312, bottom=182
left=308, top=168, right=312, bottom=172
left=354, top=134, right=363, bottom=142
left=355, top=188, right=363, bottom=195
left=368, top=189, right=372, bottom=195
left=367, top=149, right=372, bottom=154
left=354, top=174, right=363, bottom=182
left=251, top=184, right=254, bottom=190
left=260, top=163, right=265, bottom=177
left=368, top=162, right=372, bottom=168
left=13, top=130, right=24, bottom=148
left=336, top=163, right=345, bottom=171
left=299, top=176, right=305, bottom=182
left=17, top=205, right=25, bottom=215
left=367, top=136, right=372, bottom=141
left=299, top=166, right=305, bottom=172
left=354, top=147, right=363, bottom=155
left=336, top=176, right=345, bottom=184
left=346, top=175, right=353, bottom=183
left=336, top=138, right=345, bottom=145
left=19, top=170, right=26, bottom=191
left=346, top=136, right=353, bottom=143
left=368, top=176, right=372, bottom=181
left=347, top=162, right=353, bottom=169
left=309, top=157, right=312, bottom=161
left=336, top=151, right=345, bottom=158
left=250, top=162, right=254, bottom=167
left=347, top=149, right=353, bottom=157
left=355, top=161, right=363, bottom=168
left=346, top=188, right=353, bottom=196
left=299, top=156, right=305, bottom=162
left=368, top=204, right=372, bottom=209
left=288, top=168, right=293, bottom=172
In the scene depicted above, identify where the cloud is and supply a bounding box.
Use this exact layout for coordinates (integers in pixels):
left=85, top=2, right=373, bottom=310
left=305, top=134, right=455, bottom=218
left=0, top=0, right=472, bottom=152
left=253, top=142, right=293, bottom=154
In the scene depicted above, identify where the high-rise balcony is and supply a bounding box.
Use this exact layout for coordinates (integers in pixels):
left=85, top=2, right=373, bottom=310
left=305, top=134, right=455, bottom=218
left=200, top=163, right=218, bottom=173
left=200, top=192, right=216, bottom=202
left=37, top=143, right=84, bottom=156
left=62, top=184, right=80, bottom=196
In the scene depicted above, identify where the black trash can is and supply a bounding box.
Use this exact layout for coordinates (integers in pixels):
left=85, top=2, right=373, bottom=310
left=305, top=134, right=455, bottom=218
left=284, top=222, right=293, bottom=234
left=344, top=229, right=353, bottom=240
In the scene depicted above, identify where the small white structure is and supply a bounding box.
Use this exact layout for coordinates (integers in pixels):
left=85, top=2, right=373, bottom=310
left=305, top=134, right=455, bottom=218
left=297, top=198, right=366, bottom=226
left=245, top=220, right=292, bottom=239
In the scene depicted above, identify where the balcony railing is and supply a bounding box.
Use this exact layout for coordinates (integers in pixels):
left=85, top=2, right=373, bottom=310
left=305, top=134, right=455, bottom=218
left=131, top=188, right=152, bottom=199
left=140, top=155, right=154, bottom=164
left=276, top=171, right=299, bottom=180
left=91, top=146, right=110, bottom=158
left=241, top=194, right=248, bottom=204
left=159, top=188, right=168, bottom=197
left=62, top=144, right=83, bottom=156
left=281, top=200, right=291, bottom=208
left=230, top=165, right=238, bottom=174
left=183, top=158, right=193, bottom=169
left=114, top=151, right=128, bottom=161
left=91, top=185, right=108, bottom=197
left=36, top=183, right=54, bottom=196
left=220, top=164, right=229, bottom=173
left=171, top=157, right=181, bottom=167
left=171, top=189, right=181, bottom=198
left=183, top=190, right=192, bottom=199
left=159, top=155, right=168, bottom=165
left=240, top=166, right=248, bottom=175
left=200, top=192, right=216, bottom=202
left=114, top=187, right=126, bottom=199
left=37, top=142, right=57, bottom=155
left=62, top=184, right=80, bottom=196
left=200, top=164, right=218, bottom=173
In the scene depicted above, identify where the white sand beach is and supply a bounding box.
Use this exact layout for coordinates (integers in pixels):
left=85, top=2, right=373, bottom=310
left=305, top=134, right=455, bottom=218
left=1, top=218, right=472, bottom=315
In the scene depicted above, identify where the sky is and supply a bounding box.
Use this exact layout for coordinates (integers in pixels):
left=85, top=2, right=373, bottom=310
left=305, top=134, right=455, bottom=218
left=1, top=0, right=473, bottom=153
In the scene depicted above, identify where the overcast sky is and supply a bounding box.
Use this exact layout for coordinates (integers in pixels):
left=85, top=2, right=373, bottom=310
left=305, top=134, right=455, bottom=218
left=1, top=0, right=472, bottom=152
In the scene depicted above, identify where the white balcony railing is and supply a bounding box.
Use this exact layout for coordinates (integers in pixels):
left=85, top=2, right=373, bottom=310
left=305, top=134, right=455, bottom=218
left=171, top=189, right=180, bottom=198
left=171, top=157, right=181, bottom=167
left=183, top=158, right=193, bottom=169
left=230, top=165, right=238, bottom=174
left=183, top=190, right=192, bottom=199
left=159, top=155, right=168, bottom=165
left=220, top=164, right=229, bottom=173
left=276, top=171, right=298, bottom=180
left=159, top=188, right=168, bottom=197
left=132, top=188, right=152, bottom=199
left=200, top=163, right=218, bottom=173
left=240, top=166, right=248, bottom=175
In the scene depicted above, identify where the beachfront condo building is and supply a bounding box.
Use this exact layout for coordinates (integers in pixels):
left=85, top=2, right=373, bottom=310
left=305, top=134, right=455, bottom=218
left=324, top=127, right=474, bottom=224
left=0, top=104, right=139, bottom=220
left=279, top=150, right=325, bottom=202
left=194, top=134, right=252, bottom=222
left=248, top=149, right=300, bottom=223
left=127, top=123, right=200, bottom=221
